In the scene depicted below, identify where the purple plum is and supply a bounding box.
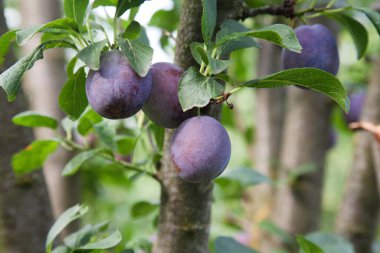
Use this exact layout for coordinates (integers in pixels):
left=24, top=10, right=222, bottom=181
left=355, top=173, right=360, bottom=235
left=86, top=50, right=152, bottom=119
left=345, top=91, right=366, bottom=124
left=143, top=62, right=196, bottom=128
left=170, top=116, right=231, bottom=183
left=282, top=24, right=340, bottom=75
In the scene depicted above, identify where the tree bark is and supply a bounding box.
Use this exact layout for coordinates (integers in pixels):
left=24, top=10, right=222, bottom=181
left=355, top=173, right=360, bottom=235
left=19, top=0, right=81, bottom=222
left=262, top=88, right=333, bottom=251
left=153, top=1, right=243, bottom=253
left=335, top=58, right=380, bottom=253
left=0, top=0, right=53, bottom=252
left=249, top=41, right=286, bottom=248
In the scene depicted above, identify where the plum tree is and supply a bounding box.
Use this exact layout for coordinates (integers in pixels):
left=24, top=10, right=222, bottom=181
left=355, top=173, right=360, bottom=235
left=143, top=62, right=196, bottom=128
left=170, top=116, right=231, bottom=183
left=86, top=51, right=152, bottom=119
left=345, top=91, right=366, bottom=123
left=282, top=24, right=340, bottom=75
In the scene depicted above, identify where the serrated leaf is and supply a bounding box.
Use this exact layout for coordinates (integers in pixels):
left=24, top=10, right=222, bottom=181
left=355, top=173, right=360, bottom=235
left=242, top=68, right=349, bottom=112
left=16, top=18, right=78, bottom=46
left=355, top=7, right=380, bottom=36
left=116, top=0, right=145, bottom=17
left=0, top=29, right=18, bottom=65
left=94, top=121, right=116, bottom=150
left=46, top=204, right=89, bottom=253
left=201, top=0, right=216, bottom=42
left=216, top=168, right=269, bottom=188
left=118, top=38, right=153, bottom=77
left=77, top=40, right=107, bottom=70
left=123, top=21, right=142, bottom=40
left=77, top=108, right=103, bottom=136
left=93, top=0, right=117, bottom=8
left=297, top=236, right=324, bottom=253
left=78, top=230, right=122, bottom=250
left=131, top=201, right=158, bottom=219
left=0, top=40, right=76, bottom=101
left=178, top=66, right=224, bottom=111
left=149, top=9, right=179, bottom=32
left=12, top=139, right=59, bottom=175
left=304, top=232, right=354, bottom=253
left=325, top=12, right=368, bottom=59
left=215, top=237, right=258, bottom=253
left=62, top=148, right=109, bottom=176
left=216, top=24, right=301, bottom=53
left=216, top=19, right=259, bottom=56
left=12, top=111, right=58, bottom=129
left=59, top=67, right=88, bottom=120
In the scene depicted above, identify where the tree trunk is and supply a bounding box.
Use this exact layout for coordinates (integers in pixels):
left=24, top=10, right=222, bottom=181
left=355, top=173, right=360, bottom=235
left=263, top=88, right=332, bottom=251
left=0, top=0, right=53, bottom=252
left=335, top=58, right=380, bottom=253
left=19, top=0, right=81, bottom=222
left=153, top=1, right=243, bottom=253
left=249, top=41, right=286, bottom=248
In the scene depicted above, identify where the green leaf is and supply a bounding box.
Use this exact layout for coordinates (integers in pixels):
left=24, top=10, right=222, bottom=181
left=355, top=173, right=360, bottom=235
left=196, top=46, right=209, bottom=65
left=116, top=136, right=136, bottom=155
left=78, top=230, right=122, bottom=250
left=149, top=9, right=179, bottom=32
left=216, top=24, right=301, bottom=53
left=304, top=232, right=354, bottom=253
left=62, top=149, right=109, bottom=176
left=216, top=168, right=269, bottom=188
left=12, top=139, right=59, bottom=175
left=118, top=38, right=153, bottom=77
left=259, top=220, right=293, bottom=245
left=0, top=40, right=76, bottom=101
left=216, top=19, right=259, bottom=56
left=64, top=0, right=90, bottom=29
left=66, top=56, right=78, bottom=77
left=215, top=237, right=258, bottom=253
left=77, top=40, right=107, bottom=70
left=355, top=7, right=380, bottom=36
left=190, top=42, right=206, bottom=65
left=325, top=12, right=368, bottom=59
left=209, top=58, right=230, bottom=75
left=201, top=0, right=217, bottom=42
left=16, top=18, right=78, bottom=46
left=149, top=123, right=165, bottom=151
left=59, top=67, right=88, bottom=120
left=12, top=111, right=58, bottom=129
left=123, top=21, right=142, bottom=40
left=94, top=121, right=116, bottom=150
left=77, top=108, right=103, bottom=136
left=93, top=0, right=117, bottom=8
left=116, top=0, right=145, bottom=17
left=131, top=201, right=159, bottom=219
left=64, top=222, right=110, bottom=248
left=297, top=236, right=324, bottom=253
left=178, top=66, right=224, bottom=111
left=46, top=204, right=89, bottom=253
left=51, top=246, right=70, bottom=253
left=242, top=68, right=350, bottom=113
left=0, top=30, right=18, bottom=65
left=64, top=0, right=75, bottom=19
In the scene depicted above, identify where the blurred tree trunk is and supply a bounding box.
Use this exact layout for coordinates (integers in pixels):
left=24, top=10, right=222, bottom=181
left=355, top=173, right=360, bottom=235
left=0, top=0, right=53, bottom=252
left=153, top=1, right=243, bottom=253
left=19, top=0, right=80, bottom=223
left=335, top=57, right=380, bottom=253
left=249, top=41, right=286, bottom=248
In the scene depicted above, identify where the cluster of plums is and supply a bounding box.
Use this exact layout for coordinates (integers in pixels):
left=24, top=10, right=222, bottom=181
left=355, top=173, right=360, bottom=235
left=86, top=50, right=231, bottom=183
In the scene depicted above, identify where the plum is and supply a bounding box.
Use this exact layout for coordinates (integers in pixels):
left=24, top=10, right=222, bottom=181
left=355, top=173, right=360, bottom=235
left=282, top=24, right=340, bottom=75
left=345, top=91, right=366, bottom=124
left=142, top=62, right=196, bottom=128
left=86, top=50, right=152, bottom=119
left=170, top=116, right=231, bottom=183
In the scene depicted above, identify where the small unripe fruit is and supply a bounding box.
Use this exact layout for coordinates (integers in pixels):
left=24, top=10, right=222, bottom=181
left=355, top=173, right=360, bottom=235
left=282, top=24, right=340, bottom=75
left=143, top=62, right=196, bottom=128
left=170, top=116, right=231, bottom=183
left=86, top=50, right=152, bottom=119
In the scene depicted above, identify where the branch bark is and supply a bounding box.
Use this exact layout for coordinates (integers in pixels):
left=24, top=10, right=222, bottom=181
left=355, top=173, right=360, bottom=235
left=19, top=0, right=81, bottom=225
left=0, top=0, right=53, bottom=251
left=335, top=57, right=380, bottom=253
left=153, top=1, right=243, bottom=252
